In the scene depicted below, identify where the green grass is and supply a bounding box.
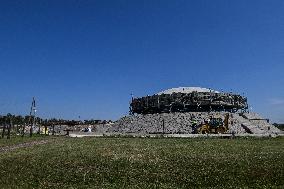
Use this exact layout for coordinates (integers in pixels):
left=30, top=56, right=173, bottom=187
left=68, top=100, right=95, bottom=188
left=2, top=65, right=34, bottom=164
left=0, top=137, right=283, bottom=188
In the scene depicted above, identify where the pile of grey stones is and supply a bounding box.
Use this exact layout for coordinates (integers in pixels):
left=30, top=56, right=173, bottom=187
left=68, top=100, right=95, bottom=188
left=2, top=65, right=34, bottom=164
left=107, top=112, right=282, bottom=135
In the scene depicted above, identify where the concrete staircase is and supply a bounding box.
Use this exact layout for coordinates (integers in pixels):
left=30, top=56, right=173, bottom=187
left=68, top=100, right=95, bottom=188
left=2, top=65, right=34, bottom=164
left=232, top=113, right=281, bottom=134
left=233, top=114, right=265, bottom=134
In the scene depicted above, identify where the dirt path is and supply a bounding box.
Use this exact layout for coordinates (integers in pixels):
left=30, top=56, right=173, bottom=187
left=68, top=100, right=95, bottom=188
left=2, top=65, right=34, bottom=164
left=0, top=139, right=55, bottom=153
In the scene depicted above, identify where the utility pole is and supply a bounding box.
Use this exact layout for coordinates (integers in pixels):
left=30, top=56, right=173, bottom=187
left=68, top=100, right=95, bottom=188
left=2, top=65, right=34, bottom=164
left=38, top=118, right=41, bottom=134
left=162, top=119, right=165, bottom=134
left=129, top=93, right=134, bottom=115
left=1, top=118, right=6, bottom=138
left=29, top=97, right=37, bottom=137
left=7, top=117, right=12, bottom=139
left=22, top=123, right=26, bottom=137
left=52, top=123, right=55, bottom=135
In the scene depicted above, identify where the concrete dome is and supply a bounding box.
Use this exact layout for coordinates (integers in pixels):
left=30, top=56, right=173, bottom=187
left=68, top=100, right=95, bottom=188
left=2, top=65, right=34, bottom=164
left=157, top=87, right=219, bottom=95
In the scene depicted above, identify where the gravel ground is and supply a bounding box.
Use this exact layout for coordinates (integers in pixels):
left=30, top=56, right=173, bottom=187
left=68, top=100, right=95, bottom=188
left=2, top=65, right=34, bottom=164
left=0, top=139, right=54, bottom=153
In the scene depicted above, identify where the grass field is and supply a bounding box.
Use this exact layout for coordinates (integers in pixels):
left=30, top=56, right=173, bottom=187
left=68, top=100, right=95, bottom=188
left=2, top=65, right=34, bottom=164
left=0, top=136, right=283, bottom=188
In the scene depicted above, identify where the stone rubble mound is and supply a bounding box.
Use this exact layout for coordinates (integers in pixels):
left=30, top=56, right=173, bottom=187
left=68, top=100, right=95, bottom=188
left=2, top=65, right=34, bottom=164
left=108, top=112, right=282, bottom=135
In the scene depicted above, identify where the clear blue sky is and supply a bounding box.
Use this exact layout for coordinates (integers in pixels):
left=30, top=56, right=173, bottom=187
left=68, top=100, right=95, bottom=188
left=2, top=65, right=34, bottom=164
left=0, top=0, right=283, bottom=122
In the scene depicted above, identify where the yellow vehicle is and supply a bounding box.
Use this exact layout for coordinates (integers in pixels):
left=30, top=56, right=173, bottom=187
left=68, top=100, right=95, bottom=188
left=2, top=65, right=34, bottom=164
left=40, top=127, right=49, bottom=135
left=198, top=113, right=229, bottom=134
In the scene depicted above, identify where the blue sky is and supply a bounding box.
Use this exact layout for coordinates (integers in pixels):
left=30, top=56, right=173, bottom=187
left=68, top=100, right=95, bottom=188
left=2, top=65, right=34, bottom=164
left=0, top=0, right=283, bottom=122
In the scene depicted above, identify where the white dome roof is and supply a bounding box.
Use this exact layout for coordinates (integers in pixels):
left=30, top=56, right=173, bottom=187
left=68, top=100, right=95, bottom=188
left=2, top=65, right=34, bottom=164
left=157, top=87, right=219, bottom=95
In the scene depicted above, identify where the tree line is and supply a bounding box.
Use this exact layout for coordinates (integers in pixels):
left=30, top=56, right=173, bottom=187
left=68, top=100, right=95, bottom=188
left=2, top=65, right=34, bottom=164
left=273, top=123, right=284, bottom=131
left=0, top=113, right=113, bottom=138
left=0, top=113, right=112, bottom=126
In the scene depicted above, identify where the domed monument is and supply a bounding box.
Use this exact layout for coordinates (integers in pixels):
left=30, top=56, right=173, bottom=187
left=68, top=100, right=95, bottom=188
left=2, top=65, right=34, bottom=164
left=130, top=87, right=248, bottom=114
left=108, top=87, right=282, bottom=136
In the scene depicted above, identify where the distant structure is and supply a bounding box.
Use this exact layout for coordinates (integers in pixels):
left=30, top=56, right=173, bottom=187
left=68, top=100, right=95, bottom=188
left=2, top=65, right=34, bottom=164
left=130, top=87, right=248, bottom=114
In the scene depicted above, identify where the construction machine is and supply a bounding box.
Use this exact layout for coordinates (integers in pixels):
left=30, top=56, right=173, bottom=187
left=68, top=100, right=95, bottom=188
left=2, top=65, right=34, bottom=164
left=197, top=113, right=229, bottom=134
